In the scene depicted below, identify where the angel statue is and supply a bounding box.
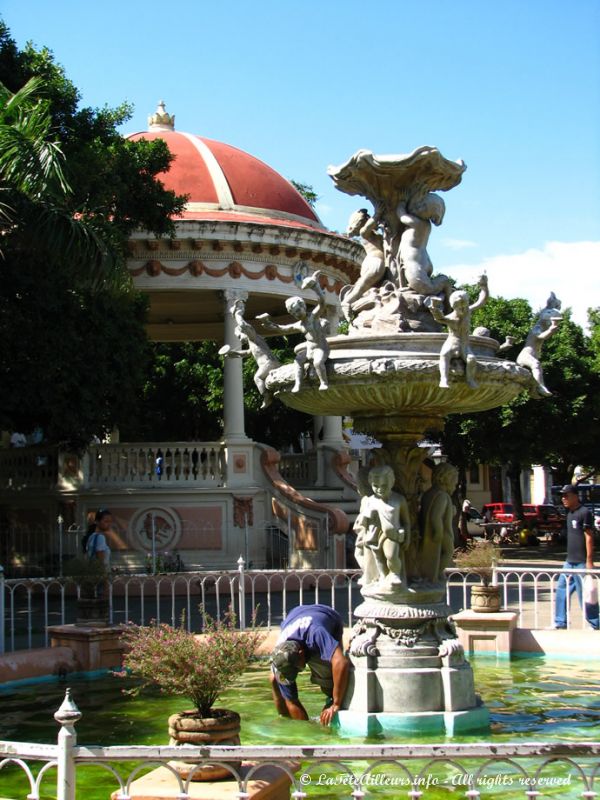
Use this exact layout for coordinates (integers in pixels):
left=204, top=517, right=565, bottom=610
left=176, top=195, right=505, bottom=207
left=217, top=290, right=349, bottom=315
left=219, top=298, right=280, bottom=408
left=516, top=292, right=562, bottom=398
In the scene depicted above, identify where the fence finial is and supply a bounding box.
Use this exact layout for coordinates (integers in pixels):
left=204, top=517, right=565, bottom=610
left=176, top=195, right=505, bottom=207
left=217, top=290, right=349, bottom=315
left=54, top=688, right=82, bottom=726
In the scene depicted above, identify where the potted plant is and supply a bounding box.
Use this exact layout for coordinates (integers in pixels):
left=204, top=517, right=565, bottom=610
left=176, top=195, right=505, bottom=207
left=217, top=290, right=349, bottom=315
left=120, top=609, right=264, bottom=781
left=453, top=540, right=502, bottom=613
left=63, top=556, right=109, bottom=626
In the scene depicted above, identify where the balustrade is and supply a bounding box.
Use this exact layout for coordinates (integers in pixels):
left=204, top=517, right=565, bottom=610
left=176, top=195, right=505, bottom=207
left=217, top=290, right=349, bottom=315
left=85, top=442, right=227, bottom=487
left=0, top=448, right=59, bottom=490
left=279, top=451, right=318, bottom=487
left=0, top=442, right=229, bottom=492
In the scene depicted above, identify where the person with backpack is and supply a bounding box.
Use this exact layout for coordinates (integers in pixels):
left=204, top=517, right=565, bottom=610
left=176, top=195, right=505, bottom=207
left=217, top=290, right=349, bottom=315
left=85, top=508, right=112, bottom=567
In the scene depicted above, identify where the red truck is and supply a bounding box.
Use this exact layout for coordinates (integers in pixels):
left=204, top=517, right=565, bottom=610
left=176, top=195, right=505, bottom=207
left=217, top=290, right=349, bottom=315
left=481, top=502, right=563, bottom=536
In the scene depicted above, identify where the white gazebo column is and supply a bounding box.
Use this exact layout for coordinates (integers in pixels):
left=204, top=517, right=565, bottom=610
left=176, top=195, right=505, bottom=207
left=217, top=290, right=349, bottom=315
left=316, top=302, right=347, bottom=485
left=222, top=289, right=249, bottom=442
left=322, top=303, right=345, bottom=447
left=321, top=414, right=345, bottom=445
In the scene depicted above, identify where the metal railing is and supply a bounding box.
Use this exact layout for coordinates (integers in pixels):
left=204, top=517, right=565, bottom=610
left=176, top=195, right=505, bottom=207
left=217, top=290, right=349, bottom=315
left=446, top=565, right=600, bottom=630
left=1, top=690, right=599, bottom=800
left=2, top=563, right=599, bottom=654
left=0, top=563, right=362, bottom=653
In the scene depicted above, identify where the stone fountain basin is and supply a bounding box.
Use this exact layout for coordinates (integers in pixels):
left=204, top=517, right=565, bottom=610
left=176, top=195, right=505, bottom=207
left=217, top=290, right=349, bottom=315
left=266, top=332, right=531, bottom=422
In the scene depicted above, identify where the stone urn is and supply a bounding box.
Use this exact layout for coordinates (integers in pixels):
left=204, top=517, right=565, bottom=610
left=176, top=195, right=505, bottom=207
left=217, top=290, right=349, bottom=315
left=470, top=583, right=501, bottom=613
left=168, top=709, right=241, bottom=781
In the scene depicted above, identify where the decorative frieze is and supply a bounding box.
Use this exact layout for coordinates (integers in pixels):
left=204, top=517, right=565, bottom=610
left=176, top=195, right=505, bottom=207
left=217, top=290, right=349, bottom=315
left=130, top=259, right=344, bottom=293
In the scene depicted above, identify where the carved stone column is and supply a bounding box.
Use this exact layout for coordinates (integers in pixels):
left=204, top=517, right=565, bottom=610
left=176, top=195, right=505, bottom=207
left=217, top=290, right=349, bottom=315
left=222, top=289, right=249, bottom=442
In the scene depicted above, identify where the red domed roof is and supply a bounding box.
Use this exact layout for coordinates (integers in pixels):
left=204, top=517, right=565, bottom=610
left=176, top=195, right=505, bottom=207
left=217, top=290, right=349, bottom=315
left=128, top=125, right=324, bottom=231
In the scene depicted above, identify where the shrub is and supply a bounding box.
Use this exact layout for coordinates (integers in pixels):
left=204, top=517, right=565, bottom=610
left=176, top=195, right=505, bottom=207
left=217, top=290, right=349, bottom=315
left=121, top=610, right=264, bottom=717
left=453, top=540, right=502, bottom=586
left=63, top=556, right=108, bottom=598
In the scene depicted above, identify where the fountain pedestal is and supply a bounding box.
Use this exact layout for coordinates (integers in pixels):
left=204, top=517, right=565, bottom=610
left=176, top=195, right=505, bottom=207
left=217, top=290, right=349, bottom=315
left=336, top=598, right=489, bottom=736
left=265, top=331, right=524, bottom=737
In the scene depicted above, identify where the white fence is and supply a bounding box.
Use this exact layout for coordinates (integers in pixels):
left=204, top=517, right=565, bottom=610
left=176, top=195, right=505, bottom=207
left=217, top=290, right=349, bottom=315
left=2, top=563, right=600, bottom=654
left=1, top=690, right=599, bottom=799
left=0, top=564, right=363, bottom=653
left=446, top=565, right=600, bottom=630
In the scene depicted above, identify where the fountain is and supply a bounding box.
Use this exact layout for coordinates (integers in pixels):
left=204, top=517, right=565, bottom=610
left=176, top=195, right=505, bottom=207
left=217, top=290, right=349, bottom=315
left=250, top=145, right=560, bottom=736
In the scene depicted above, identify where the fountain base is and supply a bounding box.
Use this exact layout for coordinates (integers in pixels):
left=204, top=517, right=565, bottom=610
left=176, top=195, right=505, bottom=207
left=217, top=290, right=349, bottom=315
left=338, top=600, right=491, bottom=736
left=335, top=706, right=490, bottom=737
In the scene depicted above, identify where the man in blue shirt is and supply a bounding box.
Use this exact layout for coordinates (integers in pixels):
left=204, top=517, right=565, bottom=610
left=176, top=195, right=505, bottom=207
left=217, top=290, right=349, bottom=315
left=554, top=485, right=599, bottom=629
left=269, top=604, right=350, bottom=725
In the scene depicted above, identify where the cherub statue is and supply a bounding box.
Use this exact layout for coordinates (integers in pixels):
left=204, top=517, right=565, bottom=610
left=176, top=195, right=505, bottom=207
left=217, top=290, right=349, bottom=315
left=419, top=462, right=458, bottom=584
left=427, top=275, right=489, bottom=389
left=218, top=298, right=280, bottom=408
left=340, top=208, right=386, bottom=325
left=353, top=464, right=411, bottom=590
left=516, top=292, right=562, bottom=398
left=257, top=271, right=330, bottom=393
left=396, top=192, right=452, bottom=299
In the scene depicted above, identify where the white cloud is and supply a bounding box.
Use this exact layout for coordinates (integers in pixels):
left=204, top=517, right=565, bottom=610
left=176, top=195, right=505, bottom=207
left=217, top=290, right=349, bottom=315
left=441, top=238, right=478, bottom=250
left=445, top=241, right=600, bottom=328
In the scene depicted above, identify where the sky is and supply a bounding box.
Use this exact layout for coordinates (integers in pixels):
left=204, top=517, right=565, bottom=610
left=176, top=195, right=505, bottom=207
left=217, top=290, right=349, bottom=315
left=2, top=0, right=599, bottom=326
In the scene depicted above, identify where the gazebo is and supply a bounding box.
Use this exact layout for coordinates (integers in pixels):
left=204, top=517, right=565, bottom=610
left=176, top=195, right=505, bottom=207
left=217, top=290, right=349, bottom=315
left=0, top=103, right=363, bottom=573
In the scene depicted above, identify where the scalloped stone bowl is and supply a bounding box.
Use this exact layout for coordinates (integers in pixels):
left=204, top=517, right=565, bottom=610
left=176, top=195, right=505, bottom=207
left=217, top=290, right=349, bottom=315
left=266, top=332, right=531, bottom=429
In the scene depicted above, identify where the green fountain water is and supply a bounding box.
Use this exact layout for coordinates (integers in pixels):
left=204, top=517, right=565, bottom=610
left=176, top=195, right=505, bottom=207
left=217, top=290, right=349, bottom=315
left=1, top=655, right=599, bottom=799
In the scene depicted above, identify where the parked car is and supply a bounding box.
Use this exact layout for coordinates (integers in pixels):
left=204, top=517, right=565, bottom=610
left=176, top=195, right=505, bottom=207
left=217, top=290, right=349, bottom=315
left=522, top=504, right=563, bottom=535
left=481, top=503, right=514, bottom=524
left=480, top=502, right=563, bottom=539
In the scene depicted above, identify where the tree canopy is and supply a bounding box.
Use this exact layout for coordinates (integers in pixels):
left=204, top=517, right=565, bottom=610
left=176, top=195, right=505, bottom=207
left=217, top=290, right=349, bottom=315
left=0, top=22, right=186, bottom=449
left=442, top=290, right=600, bottom=509
left=120, top=338, right=313, bottom=451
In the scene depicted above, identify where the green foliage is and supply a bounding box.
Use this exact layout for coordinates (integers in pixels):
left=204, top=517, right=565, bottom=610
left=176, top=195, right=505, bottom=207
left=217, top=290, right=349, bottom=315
left=121, top=610, right=264, bottom=716
left=471, top=294, right=532, bottom=347
left=453, top=540, right=501, bottom=586
left=290, top=179, right=318, bottom=208
left=0, top=22, right=186, bottom=447
left=0, top=256, right=150, bottom=449
left=588, top=307, right=600, bottom=373
left=63, top=555, right=108, bottom=597
left=443, top=289, right=600, bottom=492
left=122, top=338, right=312, bottom=450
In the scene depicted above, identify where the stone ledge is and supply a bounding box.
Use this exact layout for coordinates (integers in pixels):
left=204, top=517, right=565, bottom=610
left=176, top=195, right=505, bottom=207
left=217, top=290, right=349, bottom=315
left=0, top=646, right=78, bottom=683
left=513, top=627, right=600, bottom=655
left=451, top=610, right=518, bottom=656
left=111, top=762, right=292, bottom=800
left=47, top=623, right=127, bottom=671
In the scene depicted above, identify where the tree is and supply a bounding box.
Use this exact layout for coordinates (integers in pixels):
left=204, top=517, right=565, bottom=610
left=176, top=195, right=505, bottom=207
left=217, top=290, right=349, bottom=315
left=0, top=23, right=186, bottom=448
left=442, top=291, right=600, bottom=515
left=121, top=338, right=313, bottom=451
left=589, top=307, right=600, bottom=373
left=290, top=180, right=318, bottom=208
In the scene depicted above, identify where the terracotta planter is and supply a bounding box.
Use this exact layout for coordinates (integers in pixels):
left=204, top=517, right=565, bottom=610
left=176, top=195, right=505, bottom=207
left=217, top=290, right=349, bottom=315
left=168, top=708, right=241, bottom=781
left=470, top=584, right=501, bottom=613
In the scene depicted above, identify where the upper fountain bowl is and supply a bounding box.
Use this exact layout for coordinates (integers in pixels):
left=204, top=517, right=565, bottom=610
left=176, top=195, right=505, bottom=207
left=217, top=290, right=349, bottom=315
left=265, top=331, right=531, bottom=433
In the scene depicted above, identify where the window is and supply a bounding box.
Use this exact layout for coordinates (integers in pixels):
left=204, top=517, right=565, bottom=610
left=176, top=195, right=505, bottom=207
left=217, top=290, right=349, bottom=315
left=469, top=464, right=480, bottom=485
